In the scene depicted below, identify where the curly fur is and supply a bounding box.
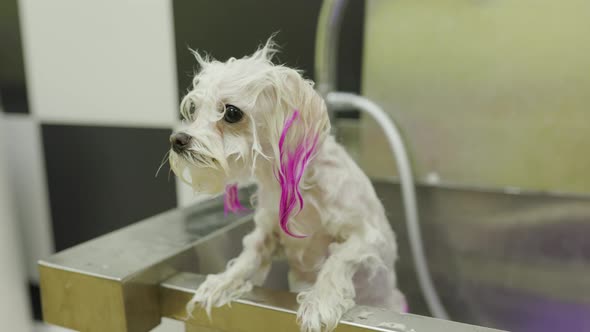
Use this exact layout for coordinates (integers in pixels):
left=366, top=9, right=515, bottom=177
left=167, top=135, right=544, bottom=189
left=169, top=37, right=406, bottom=332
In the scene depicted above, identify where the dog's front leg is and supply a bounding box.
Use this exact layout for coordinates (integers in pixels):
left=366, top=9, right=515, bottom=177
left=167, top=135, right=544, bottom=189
left=296, top=235, right=373, bottom=332
left=187, top=213, right=276, bottom=317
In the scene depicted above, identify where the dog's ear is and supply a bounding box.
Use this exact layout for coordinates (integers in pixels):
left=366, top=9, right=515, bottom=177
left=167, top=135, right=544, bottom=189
left=277, top=68, right=330, bottom=152
left=261, top=68, right=331, bottom=237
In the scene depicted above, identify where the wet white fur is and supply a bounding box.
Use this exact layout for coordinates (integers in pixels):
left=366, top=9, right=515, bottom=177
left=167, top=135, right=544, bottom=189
left=169, top=39, right=405, bottom=332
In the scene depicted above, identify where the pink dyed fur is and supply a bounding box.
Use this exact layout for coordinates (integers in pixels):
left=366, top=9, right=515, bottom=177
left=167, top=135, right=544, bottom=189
left=224, top=110, right=318, bottom=238
left=276, top=110, right=319, bottom=237
left=223, top=184, right=248, bottom=216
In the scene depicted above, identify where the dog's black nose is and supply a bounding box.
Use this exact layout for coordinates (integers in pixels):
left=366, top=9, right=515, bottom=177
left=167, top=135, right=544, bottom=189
left=170, top=132, right=191, bottom=152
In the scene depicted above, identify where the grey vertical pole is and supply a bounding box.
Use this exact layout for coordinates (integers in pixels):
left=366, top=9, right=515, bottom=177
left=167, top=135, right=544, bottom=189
left=315, top=0, right=350, bottom=126
left=0, top=115, right=32, bottom=331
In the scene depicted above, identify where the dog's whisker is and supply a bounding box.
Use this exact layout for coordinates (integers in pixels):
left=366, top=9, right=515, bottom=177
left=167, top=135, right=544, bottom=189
left=155, top=150, right=171, bottom=178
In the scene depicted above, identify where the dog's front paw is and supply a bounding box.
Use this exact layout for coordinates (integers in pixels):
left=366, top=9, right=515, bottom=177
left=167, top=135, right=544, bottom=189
left=186, top=273, right=253, bottom=318
left=296, top=288, right=355, bottom=332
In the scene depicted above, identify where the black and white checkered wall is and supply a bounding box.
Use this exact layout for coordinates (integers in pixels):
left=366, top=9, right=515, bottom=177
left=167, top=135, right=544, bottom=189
left=0, top=0, right=365, bottom=323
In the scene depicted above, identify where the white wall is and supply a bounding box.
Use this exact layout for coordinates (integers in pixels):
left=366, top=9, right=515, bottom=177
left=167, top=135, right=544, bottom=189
left=18, top=0, right=197, bottom=208
left=18, top=0, right=179, bottom=128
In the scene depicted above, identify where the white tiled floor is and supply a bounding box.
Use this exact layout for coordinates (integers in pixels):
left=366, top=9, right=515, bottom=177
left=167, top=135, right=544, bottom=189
left=35, top=318, right=183, bottom=332
left=34, top=323, right=73, bottom=332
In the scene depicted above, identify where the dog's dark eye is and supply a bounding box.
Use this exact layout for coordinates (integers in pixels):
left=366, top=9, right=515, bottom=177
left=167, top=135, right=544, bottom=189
left=223, top=104, right=243, bottom=123
left=183, top=101, right=197, bottom=120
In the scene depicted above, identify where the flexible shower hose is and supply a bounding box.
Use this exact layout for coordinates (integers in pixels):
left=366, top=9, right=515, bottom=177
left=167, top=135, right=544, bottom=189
left=326, top=92, right=449, bottom=320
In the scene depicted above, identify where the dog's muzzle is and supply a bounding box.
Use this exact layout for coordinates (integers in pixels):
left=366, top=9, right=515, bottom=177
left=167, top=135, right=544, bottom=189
left=170, top=132, right=191, bottom=153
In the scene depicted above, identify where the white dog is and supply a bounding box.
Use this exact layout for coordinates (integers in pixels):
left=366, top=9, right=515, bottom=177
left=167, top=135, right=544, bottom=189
left=169, top=38, right=406, bottom=332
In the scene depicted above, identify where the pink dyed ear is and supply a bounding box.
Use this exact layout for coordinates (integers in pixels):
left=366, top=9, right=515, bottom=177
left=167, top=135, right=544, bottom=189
left=275, top=110, right=319, bottom=238
left=223, top=184, right=248, bottom=216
